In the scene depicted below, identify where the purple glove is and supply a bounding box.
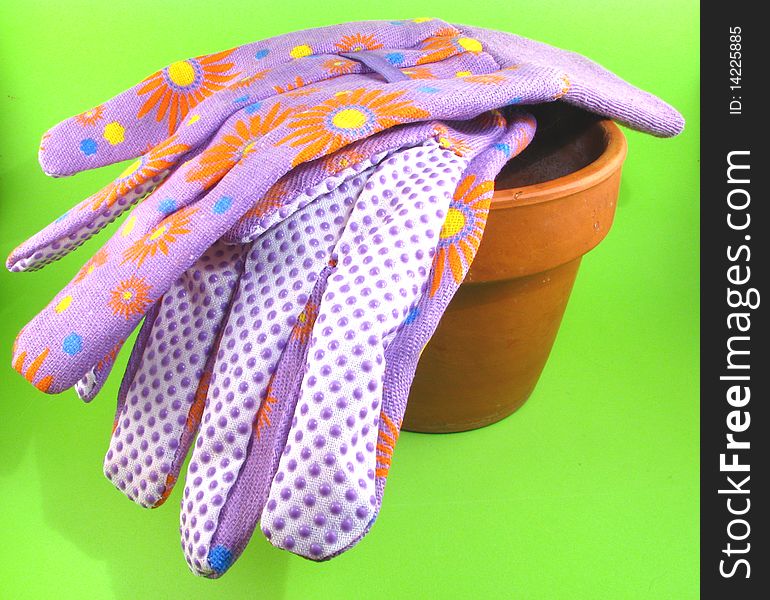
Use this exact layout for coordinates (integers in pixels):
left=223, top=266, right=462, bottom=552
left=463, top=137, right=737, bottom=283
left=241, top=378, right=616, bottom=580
left=6, top=17, right=684, bottom=579
left=8, top=19, right=683, bottom=400
left=102, top=111, right=536, bottom=575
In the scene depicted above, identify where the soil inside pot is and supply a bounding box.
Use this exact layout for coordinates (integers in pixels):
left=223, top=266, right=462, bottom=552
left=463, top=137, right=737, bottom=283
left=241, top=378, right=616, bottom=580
left=497, top=104, right=606, bottom=189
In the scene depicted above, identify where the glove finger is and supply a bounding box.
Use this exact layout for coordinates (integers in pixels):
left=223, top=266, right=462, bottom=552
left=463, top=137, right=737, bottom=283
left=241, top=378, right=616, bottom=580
left=262, top=141, right=466, bottom=559
left=178, top=166, right=371, bottom=577
left=38, top=49, right=242, bottom=177
left=327, top=113, right=539, bottom=559
left=75, top=292, right=167, bottom=402
left=322, top=111, right=537, bottom=555
left=7, top=137, right=188, bottom=273
left=104, top=240, right=246, bottom=507
left=11, top=80, right=330, bottom=275
left=204, top=261, right=331, bottom=577
left=9, top=97, right=297, bottom=393
left=456, top=24, right=684, bottom=137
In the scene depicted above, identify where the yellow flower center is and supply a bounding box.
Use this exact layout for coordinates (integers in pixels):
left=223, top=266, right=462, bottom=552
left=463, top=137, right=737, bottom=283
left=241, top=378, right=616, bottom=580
left=290, top=44, right=313, bottom=59
left=457, top=37, right=483, bottom=53
left=55, top=295, right=73, bottom=314
left=149, top=225, right=168, bottom=241
left=455, top=71, right=472, bottom=78
left=332, top=108, right=367, bottom=130
left=167, top=61, right=196, bottom=87
left=119, top=159, right=142, bottom=179
left=103, top=121, right=125, bottom=145
left=242, top=140, right=257, bottom=157
left=440, top=207, right=466, bottom=238
left=121, top=215, right=137, bottom=237
left=122, top=291, right=134, bottom=300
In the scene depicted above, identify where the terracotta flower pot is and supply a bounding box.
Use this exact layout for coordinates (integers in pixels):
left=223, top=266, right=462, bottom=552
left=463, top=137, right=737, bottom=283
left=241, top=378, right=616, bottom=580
left=403, top=106, right=628, bottom=433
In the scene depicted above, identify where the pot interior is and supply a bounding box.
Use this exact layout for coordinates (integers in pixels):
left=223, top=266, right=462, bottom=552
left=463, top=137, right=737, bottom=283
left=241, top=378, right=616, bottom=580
left=496, top=104, right=607, bottom=190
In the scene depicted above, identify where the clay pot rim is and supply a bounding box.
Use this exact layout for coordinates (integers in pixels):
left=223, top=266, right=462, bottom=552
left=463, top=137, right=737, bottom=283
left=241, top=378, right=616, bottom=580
left=490, top=119, right=628, bottom=210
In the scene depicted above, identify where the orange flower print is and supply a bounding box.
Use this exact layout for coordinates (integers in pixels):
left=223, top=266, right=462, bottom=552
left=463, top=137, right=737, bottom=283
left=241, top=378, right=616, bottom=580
left=320, top=148, right=367, bottom=174
left=137, top=49, right=240, bottom=134
left=82, top=135, right=190, bottom=211
left=95, top=339, right=124, bottom=373
left=277, top=88, right=430, bottom=166
left=334, top=33, right=383, bottom=53
left=323, top=58, right=357, bottom=76
left=273, top=76, right=319, bottom=97
left=109, top=275, right=153, bottom=319
left=402, top=67, right=436, bottom=79
left=254, top=393, right=278, bottom=439
left=231, top=69, right=270, bottom=89
left=39, top=131, right=51, bottom=154
left=375, top=412, right=400, bottom=479
left=75, top=104, right=104, bottom=126
left=254, top=370, right=282, bottom=439
left=186, top=370, right=212, bottom=433
left=241, top=179, right=289, bottom=223
left=554, top=74, right=571, bottom=99
left=434, top=126, right=472, bottom=157
left=462, top=73, right=506, bottom=85
left=429, top=175, right=494, bottom=296
left=13, top=347, right=54, bottom=392
left=483, top=109, right=507, bottom=130
left=417, top=30, right=483, bottom=65
left=291, top=299, right=319, bottom=344
left=73, top=248, right=109, bottom=283
left=186, top=102, right=293, bottom=189
left=121, top=206, right=198, bottom=267
left=153, top=473, right=177, bottom=507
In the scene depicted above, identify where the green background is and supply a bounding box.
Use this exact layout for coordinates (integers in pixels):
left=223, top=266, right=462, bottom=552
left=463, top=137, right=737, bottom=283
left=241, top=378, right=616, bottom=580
left=0, top=1, right=699, bottom=598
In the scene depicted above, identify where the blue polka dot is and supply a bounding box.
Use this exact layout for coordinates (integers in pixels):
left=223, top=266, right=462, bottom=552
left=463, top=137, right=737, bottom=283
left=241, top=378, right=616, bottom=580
left=417, top=86, right=440, bottom=94
left=62, top=333, right=83, bottom=356
left=494, top=143, right=511, bottom=156
left=208, top=545, right=233, bottom=574
left=158, top=198, right=177, bottom=214
left=385, top=52, right=404, bottom=65
left=55, top=210, right=71, bottom=223
left=80, top=138, right=97, bottom=156
left=244, top=102, right=262, bottom=115
left=506, top=97, right=522, bottom=106
left=233, top=94, right=250, bottom=104
left=404, top=306, right=420, bottom=325
left=254, top=49, right=270, bottom=59
left=213, top=196, right=233, bottom=214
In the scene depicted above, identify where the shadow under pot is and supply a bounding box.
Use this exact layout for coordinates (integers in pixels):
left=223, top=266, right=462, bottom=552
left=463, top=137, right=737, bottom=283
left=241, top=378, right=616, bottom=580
left=403, top=109, right=628, bottom=433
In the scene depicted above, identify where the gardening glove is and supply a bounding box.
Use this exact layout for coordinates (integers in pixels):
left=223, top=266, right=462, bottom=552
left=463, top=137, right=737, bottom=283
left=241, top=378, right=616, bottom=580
left=4, top=28, right=517, bottom=395
left=102, top=110, right=536, bottom=576
left=8, top=19, right=683, bottom=397
left=250, top=109, right=539, bottom=565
